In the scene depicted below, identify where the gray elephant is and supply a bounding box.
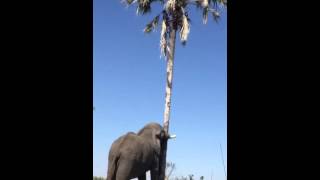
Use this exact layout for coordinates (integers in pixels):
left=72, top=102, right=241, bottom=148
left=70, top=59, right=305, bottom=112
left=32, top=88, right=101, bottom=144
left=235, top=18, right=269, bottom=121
left=106, top=122, right=174, bottom=180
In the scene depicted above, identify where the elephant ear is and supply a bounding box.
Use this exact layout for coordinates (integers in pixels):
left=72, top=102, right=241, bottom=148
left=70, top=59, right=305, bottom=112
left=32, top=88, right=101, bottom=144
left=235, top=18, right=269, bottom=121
left=156, top=130, right=165, bottom=140
left=154, top=130, right=166, bottom=156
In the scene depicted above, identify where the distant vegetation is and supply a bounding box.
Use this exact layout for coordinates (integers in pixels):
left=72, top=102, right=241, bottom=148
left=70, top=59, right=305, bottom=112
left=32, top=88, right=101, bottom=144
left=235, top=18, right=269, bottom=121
left=94, top=162, right=206, bottom=180
left=92, top=176, right=204, bottom=180
left=93, top=176, right=105, bottom=180
left=173, top=174, right=199, bottom=180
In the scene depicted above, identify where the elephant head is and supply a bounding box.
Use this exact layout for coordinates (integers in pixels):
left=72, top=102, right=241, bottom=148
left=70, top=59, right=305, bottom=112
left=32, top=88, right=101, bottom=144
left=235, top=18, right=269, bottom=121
left=107, top=122, right=175, bottom=180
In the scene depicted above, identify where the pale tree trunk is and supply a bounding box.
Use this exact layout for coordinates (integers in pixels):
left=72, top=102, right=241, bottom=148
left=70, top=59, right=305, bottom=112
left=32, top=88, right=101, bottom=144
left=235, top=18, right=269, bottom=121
left=159, top=23, right=177, bottom=180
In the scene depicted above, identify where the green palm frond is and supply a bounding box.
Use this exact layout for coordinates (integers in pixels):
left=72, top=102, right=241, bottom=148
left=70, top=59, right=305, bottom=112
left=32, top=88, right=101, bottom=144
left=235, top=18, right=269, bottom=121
left=184, top=11, right=192, bottom=24
left=144, top=23, right=153, bottom=33
left=218, top=0, right=227, bottom=7
left=153, top=15, right=160, bottom=28
left=176, top=0, right=188, bottom=8
left=136, top=0, right=152, bottom=14
left=210, top=8, right=220, bottom=22
left=202, top=7, right=209, bottom=24
left=127, top=0, right=134, bottom=4
left=144, top=15, right=160, bottom=33
left=120, top=0, right=226, bottom=51
left=121, top=0, right=137, bottom=6
left=211, top=0, right=227, bottom=8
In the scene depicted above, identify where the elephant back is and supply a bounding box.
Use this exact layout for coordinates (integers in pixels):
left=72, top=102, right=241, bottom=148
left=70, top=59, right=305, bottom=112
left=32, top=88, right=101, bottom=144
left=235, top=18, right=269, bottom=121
left=137, top=122, right=162, bottom=135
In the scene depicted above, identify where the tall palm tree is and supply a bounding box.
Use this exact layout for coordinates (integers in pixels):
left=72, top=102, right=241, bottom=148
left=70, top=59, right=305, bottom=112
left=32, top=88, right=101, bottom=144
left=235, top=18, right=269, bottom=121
left=121, top=1, right=227, bottom=180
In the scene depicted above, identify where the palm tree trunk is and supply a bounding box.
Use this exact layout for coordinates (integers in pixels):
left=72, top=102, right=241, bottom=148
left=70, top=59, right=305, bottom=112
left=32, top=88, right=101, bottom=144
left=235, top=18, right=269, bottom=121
left=159, top=23, right=177, bottom=180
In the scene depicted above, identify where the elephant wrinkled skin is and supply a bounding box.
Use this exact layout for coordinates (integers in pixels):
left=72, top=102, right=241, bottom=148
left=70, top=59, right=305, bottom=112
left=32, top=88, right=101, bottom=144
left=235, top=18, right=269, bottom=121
left=106, top=122, right=167, bottom=180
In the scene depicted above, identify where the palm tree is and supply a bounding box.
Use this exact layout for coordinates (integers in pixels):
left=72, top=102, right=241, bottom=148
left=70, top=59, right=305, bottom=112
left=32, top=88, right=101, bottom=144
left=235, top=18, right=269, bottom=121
left=121, top=1, right=227, bottom=180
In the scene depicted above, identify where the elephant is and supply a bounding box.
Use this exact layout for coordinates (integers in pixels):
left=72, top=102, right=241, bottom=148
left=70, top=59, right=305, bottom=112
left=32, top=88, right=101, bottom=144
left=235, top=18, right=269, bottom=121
left=106, top=122, right=174, bottom=180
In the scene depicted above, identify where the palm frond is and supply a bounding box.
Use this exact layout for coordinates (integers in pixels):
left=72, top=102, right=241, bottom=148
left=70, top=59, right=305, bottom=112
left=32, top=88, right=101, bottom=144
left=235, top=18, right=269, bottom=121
left=176, top=0, right=188, bottom=7
left=185, top=11, right=192, bottom=24
left=179, top=14, right=190, bottom=45
left=202, top=7, right=209, bottom=24
left=140, top=0, right=150, bottom=6
left=144, top=15, right=160, bottom=33
left=201, top=0, right=209, bottom=8
left=136, top=0, right=152, bottom=14
left=165, top=0, right=176, bottom=12
left=144, top=23, right=153, bottom=33
left=187, top=16, right=192, bottom=24
left=152, top=15, right=160, bottom=29
left=210, top=0, right=227, bottom=8
left=121, top=0, right=137, bottom=6
left=210, top=8, right=220, bottom=22
left=219, top=0, right=227, bottom=7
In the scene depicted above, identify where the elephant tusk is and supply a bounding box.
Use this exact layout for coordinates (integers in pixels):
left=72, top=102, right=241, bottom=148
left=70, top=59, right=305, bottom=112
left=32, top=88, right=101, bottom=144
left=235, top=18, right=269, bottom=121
left=169, top=134, right=176, bottom=139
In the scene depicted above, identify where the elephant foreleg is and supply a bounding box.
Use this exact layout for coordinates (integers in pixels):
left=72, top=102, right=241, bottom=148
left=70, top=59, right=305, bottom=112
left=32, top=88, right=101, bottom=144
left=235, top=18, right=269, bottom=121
left=138, top=173, right=146, bottom=180
left=151, top=169, right=159, bottom=180
left=115, top=162, right=131, bottom=180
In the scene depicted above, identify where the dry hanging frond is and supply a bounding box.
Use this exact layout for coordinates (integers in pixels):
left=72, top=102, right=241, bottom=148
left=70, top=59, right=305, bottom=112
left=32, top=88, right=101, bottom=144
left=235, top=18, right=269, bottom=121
left=165, top=0, right=176, bottom=12
left=217, top=0, right=227, bottom=7
left=136, top=0, right=151, bottom=15
left=121, top=0, right=137, bottom=8
left=140, top=0, right=149, bottom=7
left=212, top=0, right=227, bottom=9
left=180, top=15, right=190, bottom=44
left=211, top=9, right=220, bottom=22
left=201, top=0, right=208, bottom=8
left=160, top=20, right=167, bottom=58
left=203, top=7, right=208, bottom=24
left=128, top=0, right=136, bottom=5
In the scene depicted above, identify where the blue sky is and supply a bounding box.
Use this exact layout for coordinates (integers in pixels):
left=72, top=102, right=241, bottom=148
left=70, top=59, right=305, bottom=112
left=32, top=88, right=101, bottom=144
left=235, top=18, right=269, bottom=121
left=93, top=1, right=227, bottom=179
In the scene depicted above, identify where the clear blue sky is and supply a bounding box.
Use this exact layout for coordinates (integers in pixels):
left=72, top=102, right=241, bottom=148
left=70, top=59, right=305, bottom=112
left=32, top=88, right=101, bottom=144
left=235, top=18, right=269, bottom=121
left=93, top=1, right=227, bottom=179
